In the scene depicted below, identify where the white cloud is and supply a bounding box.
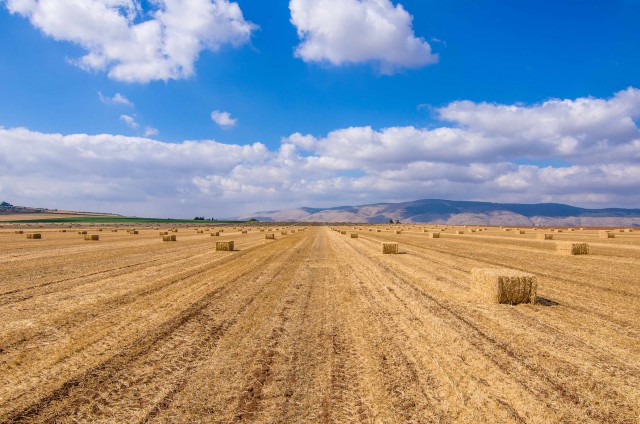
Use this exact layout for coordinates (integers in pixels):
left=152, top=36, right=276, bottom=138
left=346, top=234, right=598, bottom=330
left=289, top=0, right=437, bottom=73
left=1, top=88, right=639, bottom=217
left=119, top=114, right=139, bottom=129
left=99, top=92, right=133, bottom=106
left=5, top=0, right=256, bottom=83
left=144, top=126, right=159, bottom=137
left=211, top=110, right=237, bottom=128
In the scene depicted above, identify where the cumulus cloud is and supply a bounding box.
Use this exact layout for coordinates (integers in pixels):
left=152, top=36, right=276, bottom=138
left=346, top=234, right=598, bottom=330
left=1, top=88, right=639, bottom=217
left=289, top=0, right=438, bottom=73
left=144, top=126, right=159, bottom=137
left=211, top=110, right=237, bottom=128
left=119, top=114, right=139, bottom=129
left=99, top=92, right=133, bottom=106
left=5, top=0, right=256, bottom=83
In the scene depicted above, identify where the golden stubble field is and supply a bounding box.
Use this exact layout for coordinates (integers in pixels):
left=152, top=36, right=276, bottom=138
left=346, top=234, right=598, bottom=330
left=0, top=223, right=638, bottom=423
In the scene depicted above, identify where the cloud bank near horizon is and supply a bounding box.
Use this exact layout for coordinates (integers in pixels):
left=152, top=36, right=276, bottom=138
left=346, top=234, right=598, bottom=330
left=1, top=88, right=639, bottom=218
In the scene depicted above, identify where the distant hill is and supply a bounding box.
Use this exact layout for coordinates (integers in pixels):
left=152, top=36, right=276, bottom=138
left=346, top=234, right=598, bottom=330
left=238, top=199, right=640, bottom=226
left=0, top=202, right=121, bottom=220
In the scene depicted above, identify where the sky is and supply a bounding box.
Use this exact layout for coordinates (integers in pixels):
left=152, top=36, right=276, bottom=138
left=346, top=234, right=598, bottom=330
left=0, top=0, right=639, bottom=218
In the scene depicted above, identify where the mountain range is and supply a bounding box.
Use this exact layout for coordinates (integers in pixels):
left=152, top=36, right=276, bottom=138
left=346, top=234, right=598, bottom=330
left=238, top=199, right=640, bottom=226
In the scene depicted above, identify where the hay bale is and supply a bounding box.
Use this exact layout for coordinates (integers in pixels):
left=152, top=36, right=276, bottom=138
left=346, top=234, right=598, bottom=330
left=265, top=233, right=275, bottom=239
left=395, top=230, right=402, bottom=234
left=14, top=230, right=24, bottom=234
left=111, top=229, right=118, bottom=232
left=84, top=234, right=99, bottom=241
left=537, top=233, right=553, bottom=240
left=556, top=242, right=589, bottom=255
left=382, top=242, right=399, bottom=254
left=599, top=231, right=615, bottom=239
left=281, top=231, right=288, bottom=235
left=162, top=235, right=177, bottom=241
left=78, top=231, right=87, bottom=235
left=456, top=230, right=464, bottom=235
left=340, top=231, right=346, bottom=235
left=159, top=231, right=168, bottom=235
left=625, top=228, right=634, bottom=233
left=241, top=230, right=248, bottom=234
left=471, top=268, right=537, bottom=304
left=517, top=230, right=525, bottom=234
left=26, top=233, right=42, bottom=239
left=377, top=229, right=381, bottom=232
left=350, top=233, right=359, bottom=238
left=211, top=232, right=220, bottom=236
left=291, top=230, right=296, bottom=233
left=216, top=241, right=234, bottom=251
left=427, top=232, right=440, bottom=238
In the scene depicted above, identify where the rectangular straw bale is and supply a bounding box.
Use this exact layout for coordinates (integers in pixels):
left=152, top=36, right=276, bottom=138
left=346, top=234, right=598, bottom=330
left=471, top=268, right=537, bottom=304
left=377, top=229, right=381, bottom=232
left=216, top=241, right=234, bottom=251
left=84, top=234, right=99, bottom=241
left=14, top=230, right=24, bottom=234
left=382, top=242, right=399, bottom=254
left=265, top=233, right=275, bottom=239
left=599, top=231, right=615, bottom=238
left=340, top=230, right=346, bottom=235
left=351, top=233, right=359, bottom=238
left=26, top=233, right=42, bottom=239
left=625, top=228, right=633, bottom=233
left=537, top=233, right=553, bottom=240
left=163, top=235, right=177, bottom=241
left=395, top=230, right=402, bottom=234
left=211, top=232, right=220, bottom=236
left=111, top=229, right=118, bottom=232
left=517, top=230, right=525, bottom=234
left=556, top=242, right=589, bottom=255
left=78, top=231, right=87, bottom=235
left=456, top=230, right=464, bottom=235
left=281, top=231, right=288, bottom=235
left=241, top=230, right=248, bottom=234
left=159, top=231, right=168, bottom=235
left=428, top=232, right=440, bottom=238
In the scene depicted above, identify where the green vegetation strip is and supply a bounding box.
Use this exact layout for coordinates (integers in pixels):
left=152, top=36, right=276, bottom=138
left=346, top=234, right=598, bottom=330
left=7, top=217, right=245, bottom=224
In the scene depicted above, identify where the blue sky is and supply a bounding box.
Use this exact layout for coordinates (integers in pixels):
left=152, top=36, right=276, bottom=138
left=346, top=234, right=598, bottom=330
left=1, top=0, right=639, bottom=217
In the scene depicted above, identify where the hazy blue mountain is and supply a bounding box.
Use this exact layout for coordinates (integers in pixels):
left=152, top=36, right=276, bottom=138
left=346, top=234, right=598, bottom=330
left=239, top=199, right=640, bottom=226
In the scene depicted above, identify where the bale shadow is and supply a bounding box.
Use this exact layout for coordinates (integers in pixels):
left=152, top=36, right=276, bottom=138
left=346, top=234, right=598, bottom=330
left=536, top=297, right=560, bottom=307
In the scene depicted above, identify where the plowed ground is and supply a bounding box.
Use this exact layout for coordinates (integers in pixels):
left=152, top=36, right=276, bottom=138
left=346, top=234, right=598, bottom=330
left=1, top=226, right=639, bottom=423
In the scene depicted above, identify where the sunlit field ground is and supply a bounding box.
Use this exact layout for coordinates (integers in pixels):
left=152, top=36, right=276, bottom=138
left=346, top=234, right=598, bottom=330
left=1, top=223, right=638, bottom=423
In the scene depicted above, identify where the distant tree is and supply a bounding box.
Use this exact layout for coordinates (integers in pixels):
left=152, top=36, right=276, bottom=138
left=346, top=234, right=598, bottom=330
left=395, top=219, right=401, bottom=224
left=194, top=216, right=205, bottom=220
left=389, top=218, right=394, bottom=224
left=248, top=218, right=258, bottom=222
left=0, top=201, right=13, bottom=207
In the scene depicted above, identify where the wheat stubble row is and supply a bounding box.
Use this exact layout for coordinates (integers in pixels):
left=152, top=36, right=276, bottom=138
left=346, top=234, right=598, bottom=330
left=1, top=227, right=638, bottom=423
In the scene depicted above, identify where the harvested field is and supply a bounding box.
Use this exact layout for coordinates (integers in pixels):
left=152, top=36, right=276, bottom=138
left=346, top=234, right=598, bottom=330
left=0, top=225, right=639, bottom=423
